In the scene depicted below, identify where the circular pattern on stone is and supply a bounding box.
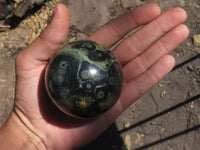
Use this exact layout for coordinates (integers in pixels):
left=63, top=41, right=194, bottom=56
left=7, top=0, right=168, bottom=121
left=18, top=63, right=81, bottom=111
left=45, top=40, right=123, bottom=118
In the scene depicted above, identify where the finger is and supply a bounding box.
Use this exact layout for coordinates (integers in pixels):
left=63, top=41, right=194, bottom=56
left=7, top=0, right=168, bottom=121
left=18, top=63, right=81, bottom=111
left=113, top=7, right=187, bottom=65
left=123, top=24, right=189, bottom=82
left=87, top=4, right=161, bottom=47
left=119, top=55, right=175, bottom=110
left=17, top=4, right=70, bottom=68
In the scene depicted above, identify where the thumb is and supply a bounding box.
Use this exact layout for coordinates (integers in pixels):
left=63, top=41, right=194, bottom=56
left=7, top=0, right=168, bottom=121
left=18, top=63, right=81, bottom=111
left=17, top=4, right=70, bottom=69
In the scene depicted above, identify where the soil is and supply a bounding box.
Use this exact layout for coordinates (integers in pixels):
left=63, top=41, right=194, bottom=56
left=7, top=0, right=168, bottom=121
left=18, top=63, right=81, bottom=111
left=0, top=0, right=200, bottom=150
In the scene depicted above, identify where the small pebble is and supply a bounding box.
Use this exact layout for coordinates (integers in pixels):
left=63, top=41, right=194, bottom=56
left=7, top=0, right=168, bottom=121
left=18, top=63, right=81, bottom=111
left=161, top=91, right=166, bottom=99
left=124, top=134, right=132, bottom=150
left=124, top=122, right=130, bottom=128
left=193, top=35, right=200, bottom=47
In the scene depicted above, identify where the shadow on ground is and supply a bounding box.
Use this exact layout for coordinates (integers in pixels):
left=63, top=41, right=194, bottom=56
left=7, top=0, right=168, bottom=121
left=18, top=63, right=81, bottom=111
left=84, top=94, right=200, bottom=150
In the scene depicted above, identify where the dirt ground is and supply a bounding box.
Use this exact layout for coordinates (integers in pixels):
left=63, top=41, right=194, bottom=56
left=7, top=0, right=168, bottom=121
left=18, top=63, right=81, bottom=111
left=0, top=0, right=200, bottom=149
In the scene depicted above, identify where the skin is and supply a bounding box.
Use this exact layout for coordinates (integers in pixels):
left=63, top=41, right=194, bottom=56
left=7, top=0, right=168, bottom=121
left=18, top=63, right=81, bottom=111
left=0, top=3, right=189, bottom=150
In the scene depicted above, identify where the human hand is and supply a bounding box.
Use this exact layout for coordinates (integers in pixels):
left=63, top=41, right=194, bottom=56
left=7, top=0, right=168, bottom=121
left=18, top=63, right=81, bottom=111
left=0, top=3, right=189, bottom=150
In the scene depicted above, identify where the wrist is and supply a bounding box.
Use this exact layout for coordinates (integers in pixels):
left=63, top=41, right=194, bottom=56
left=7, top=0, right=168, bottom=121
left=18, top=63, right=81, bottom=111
left=0, top=110, right=47, bottom=150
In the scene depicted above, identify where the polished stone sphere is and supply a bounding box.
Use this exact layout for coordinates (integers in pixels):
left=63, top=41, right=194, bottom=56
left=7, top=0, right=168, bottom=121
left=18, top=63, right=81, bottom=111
left=45, top=40, right=123, bottom=118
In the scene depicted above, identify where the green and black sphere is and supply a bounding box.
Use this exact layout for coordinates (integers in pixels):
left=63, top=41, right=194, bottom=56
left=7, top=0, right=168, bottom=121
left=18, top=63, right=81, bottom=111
left=45, top=40, right=123, bottom=118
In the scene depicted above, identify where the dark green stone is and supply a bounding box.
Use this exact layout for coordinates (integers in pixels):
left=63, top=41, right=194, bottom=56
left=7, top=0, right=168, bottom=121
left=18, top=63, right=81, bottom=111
left=45, top=40, right=123, bottom=118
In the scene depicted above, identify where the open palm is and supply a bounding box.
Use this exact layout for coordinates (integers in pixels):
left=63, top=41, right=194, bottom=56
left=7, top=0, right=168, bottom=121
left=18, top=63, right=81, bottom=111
left=14, top=4, right=189, bottom=150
